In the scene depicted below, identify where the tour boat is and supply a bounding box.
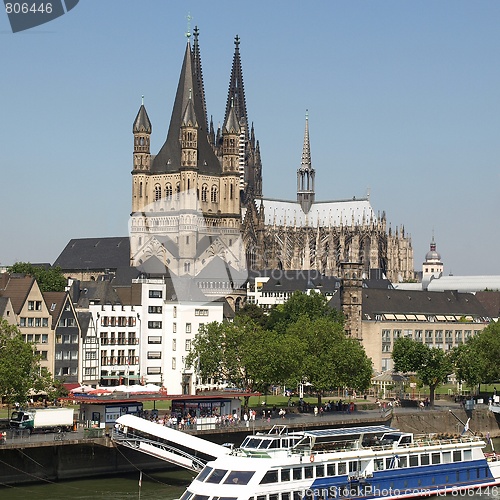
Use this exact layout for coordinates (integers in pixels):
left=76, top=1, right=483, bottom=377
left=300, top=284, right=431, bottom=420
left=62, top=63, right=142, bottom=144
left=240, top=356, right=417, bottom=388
left=113, top=416, right=500, bottom=500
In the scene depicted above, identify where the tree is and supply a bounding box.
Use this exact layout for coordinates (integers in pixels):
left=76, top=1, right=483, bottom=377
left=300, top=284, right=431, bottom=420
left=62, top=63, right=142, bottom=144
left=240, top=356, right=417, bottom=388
left=236, top=303, right=269, bottom=328
left=392, top=337, right=453, bottom=407
left=286, top=316, right=372, bottom=405
left=0, top=320, right=54, bottom=405
left=450, top=341, right=484, bottom=392
left=7, top=262, right=66, bottom=292
left=266, top=290, right=343, bottom=334
left=468, top=322, right=500, bottom=384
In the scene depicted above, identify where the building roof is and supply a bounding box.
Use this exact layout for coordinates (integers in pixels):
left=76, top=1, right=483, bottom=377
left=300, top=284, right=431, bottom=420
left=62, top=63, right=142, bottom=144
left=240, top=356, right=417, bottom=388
left=133, top=102, right=152, bottom=134
left=43, top=291, right=67, bottom=328
left=261, top=198, right=375, bottom=228
left=54, top=237, right=130, bottom=272
left=426, top=275, right=500, bottom=293
left=361, top=288, right=490, bottom=319
left=260, top=271, right=340, bottom=294
left=151, top=42, right=220, bottom=176
left=475, top=291, right=500, bottom=319
left=0, top=275, right=35, bottom=314
left=0, top=297, right=12, bottom=317
left=72, top=280, right=123, bottom=308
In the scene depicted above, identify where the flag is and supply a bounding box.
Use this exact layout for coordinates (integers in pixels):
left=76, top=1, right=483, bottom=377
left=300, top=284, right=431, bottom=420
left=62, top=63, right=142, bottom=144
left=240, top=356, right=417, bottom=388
left=461, top=418, right=470, bottom=435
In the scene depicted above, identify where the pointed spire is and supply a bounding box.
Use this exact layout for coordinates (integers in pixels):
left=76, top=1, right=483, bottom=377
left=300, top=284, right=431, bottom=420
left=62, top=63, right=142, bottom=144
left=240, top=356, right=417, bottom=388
left=181, top=88, right=198, bottom=127
left=224, top=34, right=248, bottom=134
left=192, top=26, right=208, bottom=132
left=300, top=110, right=312, bottom=171
left=224, top=97, right=240, bottom=134
left=133, top=96, right=152, bottom=134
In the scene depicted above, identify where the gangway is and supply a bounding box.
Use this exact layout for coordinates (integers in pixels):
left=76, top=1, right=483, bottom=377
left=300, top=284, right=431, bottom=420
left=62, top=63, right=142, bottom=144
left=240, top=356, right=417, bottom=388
left=112, top=414, right=231, bottom=472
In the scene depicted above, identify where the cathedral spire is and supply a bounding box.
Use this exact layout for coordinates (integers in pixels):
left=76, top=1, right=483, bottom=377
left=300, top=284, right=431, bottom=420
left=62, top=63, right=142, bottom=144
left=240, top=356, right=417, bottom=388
left=192, top=26, right=208, bottom=132
left=297, top=111, right=315, bottom=213
left=224, top=34, right=248, bottom=133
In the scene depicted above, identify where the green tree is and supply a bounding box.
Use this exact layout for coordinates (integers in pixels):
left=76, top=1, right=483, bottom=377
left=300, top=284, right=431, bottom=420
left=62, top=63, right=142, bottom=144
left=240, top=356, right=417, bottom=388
left=0, top=320, right=55, bottom=405
left=236, top=303, right=269, bottom=328
left=287, top=316, right=372, bottom=405
left=392, top=337, right=453, bottom=407
left=450, top=341, right=484, bottom=392
left=266, top=290, right=343, bottom=334
left=468, top=322, right=500, bottom=384
left=8, top=262, right=66, bottom=292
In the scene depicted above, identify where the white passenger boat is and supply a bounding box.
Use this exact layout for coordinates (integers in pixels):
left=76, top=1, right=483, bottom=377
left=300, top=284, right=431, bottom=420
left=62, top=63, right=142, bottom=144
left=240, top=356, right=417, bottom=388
left=114, top=416, right=500, bottom=500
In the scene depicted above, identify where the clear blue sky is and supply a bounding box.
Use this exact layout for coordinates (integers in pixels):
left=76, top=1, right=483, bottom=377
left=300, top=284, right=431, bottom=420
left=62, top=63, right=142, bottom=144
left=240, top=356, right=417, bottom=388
left=1, top=1, right=499, bottom=276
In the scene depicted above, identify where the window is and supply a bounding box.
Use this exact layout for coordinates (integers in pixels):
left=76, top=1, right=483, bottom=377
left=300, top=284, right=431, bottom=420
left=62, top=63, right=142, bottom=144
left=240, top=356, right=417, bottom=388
left=172, top=339, right=177, bottom=351
left=173, top=306, right=177, bottom=318
left=35, top=301, right=42, bottom=311
left=148, top=336, right=162, bottom=344
left=172, top=358, right=176, bottom=370
left=195, top=309, right=209, bottom=316
left=186, top=323, right=191, bottom=333
left=147, top=367, right=161, bottom=375
left=281, top=469, right=290, bottom=481
left=28, top=301, right=34, bottom=310
left=292, top=468, right=302, bottom=480
left=154, top=184, right=161, bottom=201
left=165, top=183, right=172, bottom=200
left=42, top=318, right=48, bottom=327
left=28, top=318, right=34, bottom=327
left=39, top=351, right=47, bottom=360
left=260, top=470, right=278, bottom=484
left=148, top=321, right=162, bottom=329
left=201, top=184, right=208, bottom=202
left=211, top=185, right=218, bottom=203
left=20, top=317, right=26, bottom=327
left=41, top=334, right=48, bottom=343
left=35, top=318, right=41, bottom=327
left=185, top=339, right=191, bottom=351
left=148, top=305, right=162, bottom=314
left=149, top=290, right=163, bottom=298
left=148, top=351, right=161, bottom=359
left=184, top=262, right=191, bottom=273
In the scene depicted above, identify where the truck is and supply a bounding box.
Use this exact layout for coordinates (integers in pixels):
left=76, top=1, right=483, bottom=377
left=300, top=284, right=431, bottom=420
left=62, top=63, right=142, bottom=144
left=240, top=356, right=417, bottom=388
left=10, top=408, right=74, bottom=434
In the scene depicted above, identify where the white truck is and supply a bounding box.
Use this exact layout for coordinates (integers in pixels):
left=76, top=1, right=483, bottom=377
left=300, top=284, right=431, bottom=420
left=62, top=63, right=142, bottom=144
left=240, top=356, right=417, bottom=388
left=10, top=408, right=74, bottom=433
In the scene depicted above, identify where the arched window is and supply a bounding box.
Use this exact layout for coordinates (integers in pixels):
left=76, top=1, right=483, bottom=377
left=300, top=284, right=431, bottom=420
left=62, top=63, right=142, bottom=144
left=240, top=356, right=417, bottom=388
left=201, top=184, right=208, bottom=202
left=230, top=184, right=234, bottom=200
left=176, top=182, right=180, bottom=200
left=139, top=182, right=143, bottom=197
left=211, top=185, right=218, bottom=203
left=154, top=184, right=161, bottom=201
left=165, top=184, right=172, bottom=200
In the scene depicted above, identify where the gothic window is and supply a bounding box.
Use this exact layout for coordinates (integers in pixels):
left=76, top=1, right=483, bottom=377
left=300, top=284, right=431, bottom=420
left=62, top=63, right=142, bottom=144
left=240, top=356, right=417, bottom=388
left=165, top=184, right=172, bottom=200
left=154, top=184, right=161, bottom=201
left=176, top=182, right=180, bottom=200
left=230, top=184, right=234, bottom=200
left=211, top=185, right=218, bottom=203
left=139, top=182, right=143, bottom=197
left=184, top=262, right=191, bottom=273
left=201, top=184, right=208, bottom=202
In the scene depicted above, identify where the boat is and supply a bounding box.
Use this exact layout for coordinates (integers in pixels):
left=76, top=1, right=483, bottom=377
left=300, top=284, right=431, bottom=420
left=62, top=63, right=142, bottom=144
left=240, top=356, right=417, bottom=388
left=113, top=416, right=500, bottom=500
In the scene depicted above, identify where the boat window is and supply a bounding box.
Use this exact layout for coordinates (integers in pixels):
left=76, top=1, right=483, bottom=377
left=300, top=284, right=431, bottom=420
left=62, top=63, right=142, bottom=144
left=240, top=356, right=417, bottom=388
left=304, top=466, right=313, bottom=479
left=442, top=452, right=451, bottom=464
left=464, top=450, right=472, bottom=461
left=316, top=464, right=325, bottom=477
left=349, top=461, right=358, bottom=473
left=260, top=469, right=278, bottom=484
left=179, top=491, right=193, bottom=500
left=400, top=436, right=412, bottom=445
left=270, top=439, right=281, bottom=449
left=212, top=497, right=237, bottom=500
left=206, top=469, right=227, bottom=483
left=257, top=496, right=266, bottom=500
left=420, top=454, right=430, bottom=465
left=223, top=471, right=254, bottom=485
left=409, top=455, right=418, bottom=467
left=374, top=459, right=384, bottom=471
left=432, top=453, right=441, bottom=465
left=453, top=451, right=461, bottom=462
left=258, top=439, right=272, bottom=449
left=399, top=456, right=407, bottom=468
left=245, top=438, right=262, bottom=448
left=195, top=467, right=213, bottom=482
left=293, top=491, right=304, bottom=500
left=191, top=496, right=209, bottom=500
left=281, top=493, right=291, bottom=500
left=281, top=468, right=290, bottom=481
left=282, top=439, right=288, bottom=448
left=327, top=463, right=336, bottom=476
left=293, top=467, right=302, bottom=480
left=269, top=495, right=279, bottom=500
left=338, top=462, right=347, bottom=475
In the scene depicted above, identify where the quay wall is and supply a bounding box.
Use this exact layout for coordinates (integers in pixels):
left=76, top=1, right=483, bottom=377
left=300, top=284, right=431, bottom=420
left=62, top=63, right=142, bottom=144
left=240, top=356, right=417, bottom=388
left=1, top=408, right=499, bottom=486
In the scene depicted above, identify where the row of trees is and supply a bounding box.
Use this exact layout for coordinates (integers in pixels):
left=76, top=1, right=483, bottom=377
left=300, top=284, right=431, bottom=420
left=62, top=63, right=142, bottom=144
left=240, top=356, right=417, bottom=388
left=393, top=322, right=500, bottom=406
left=187, top=292, right=373, bottom=406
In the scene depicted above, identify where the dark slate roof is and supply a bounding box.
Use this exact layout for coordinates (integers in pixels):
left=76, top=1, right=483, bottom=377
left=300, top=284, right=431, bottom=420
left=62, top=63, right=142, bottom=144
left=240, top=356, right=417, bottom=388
left=361, top=288, right=490, bottom=318
left=77, top=311, right=92, bottom=338
left=73, top=281, right=122, bottom=308
left=54, top=237, right=130, bottom=271
left=133, top=103, right=152, bottom=134
left=151, top=42, right=221, bottom=176
left=260, top=270, right=341, bottom=294
left=114, top=283, right=142, bottom=307
left=194, top=256, right=248, bottom=286
left=110, top=266, right=142, bottom=287
left=166, top=276, right=211, bottom=303
left=475, top=291, right=500, bottom=318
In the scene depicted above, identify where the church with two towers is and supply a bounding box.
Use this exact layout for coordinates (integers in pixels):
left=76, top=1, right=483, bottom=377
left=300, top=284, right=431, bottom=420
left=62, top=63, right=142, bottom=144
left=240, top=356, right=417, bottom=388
left=129, top=28, right=414, bottom=284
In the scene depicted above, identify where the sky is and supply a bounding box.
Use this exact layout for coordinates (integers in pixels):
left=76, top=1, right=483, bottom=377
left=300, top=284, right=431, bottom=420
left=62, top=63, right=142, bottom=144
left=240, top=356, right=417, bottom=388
left=1, top=1, right=499, bottom=276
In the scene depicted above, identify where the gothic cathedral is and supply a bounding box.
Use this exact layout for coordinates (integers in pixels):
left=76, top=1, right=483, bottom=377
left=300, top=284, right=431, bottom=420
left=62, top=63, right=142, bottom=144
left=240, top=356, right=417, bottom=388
left=130, top=28, right=414, bottom=283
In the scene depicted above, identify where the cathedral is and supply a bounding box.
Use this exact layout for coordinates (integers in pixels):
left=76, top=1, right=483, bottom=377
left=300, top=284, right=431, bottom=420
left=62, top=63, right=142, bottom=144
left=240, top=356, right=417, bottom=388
left=129, top=28, right=414, bottom=284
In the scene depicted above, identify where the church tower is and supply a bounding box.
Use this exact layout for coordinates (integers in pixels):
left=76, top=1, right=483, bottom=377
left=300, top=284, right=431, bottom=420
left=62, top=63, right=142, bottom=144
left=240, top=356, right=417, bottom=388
left=297, top=111, right=315, bottom=213
left=422, top=234, right=443, bottom=285
left=131, top=97, right=152, bottom=213
left=340, top=261, right=363, bottom=340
